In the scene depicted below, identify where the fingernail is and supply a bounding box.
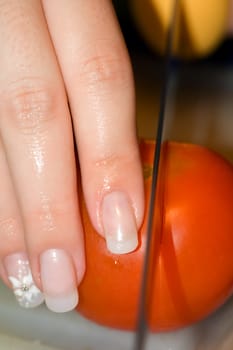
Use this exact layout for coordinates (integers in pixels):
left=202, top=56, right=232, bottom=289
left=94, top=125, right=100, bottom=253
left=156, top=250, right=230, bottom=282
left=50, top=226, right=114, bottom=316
left=102, top=191, right=138, bottom=254
left=4, top=252, right=44, bottom=308
left=40, top=249, right=78, bottom=313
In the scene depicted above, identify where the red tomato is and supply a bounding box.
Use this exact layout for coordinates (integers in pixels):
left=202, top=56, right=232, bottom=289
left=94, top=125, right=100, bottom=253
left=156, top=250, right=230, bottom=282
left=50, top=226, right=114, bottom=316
left=77, top=140, right=233, bottom=331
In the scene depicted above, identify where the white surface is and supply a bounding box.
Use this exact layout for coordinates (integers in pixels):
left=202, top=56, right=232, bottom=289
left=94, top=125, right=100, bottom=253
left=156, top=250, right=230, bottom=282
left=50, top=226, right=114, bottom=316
left=0, top=334, right=57, bottom=350
left=0, top=282, right=233, bottom=350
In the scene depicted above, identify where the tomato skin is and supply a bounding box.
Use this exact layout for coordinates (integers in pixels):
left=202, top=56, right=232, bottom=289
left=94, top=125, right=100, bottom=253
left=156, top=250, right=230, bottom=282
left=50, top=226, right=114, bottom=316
left=77, top=140, right=233, bottom=331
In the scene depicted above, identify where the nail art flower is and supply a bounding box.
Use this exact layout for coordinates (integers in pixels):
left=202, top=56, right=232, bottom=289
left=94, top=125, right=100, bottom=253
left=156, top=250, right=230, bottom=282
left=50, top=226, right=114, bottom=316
left=9, top=272, right=44, bottom=308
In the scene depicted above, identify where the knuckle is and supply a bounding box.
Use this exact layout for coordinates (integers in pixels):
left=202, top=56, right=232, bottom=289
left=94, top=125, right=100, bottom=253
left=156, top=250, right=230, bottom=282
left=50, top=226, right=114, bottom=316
left=93, top=149, right=137, bottom=172
left=2, top=79, right=58, bottom=134
left=90, top=145, right=140, bottom=184
left=29, top=192, right=76, bottom=233
left=79, top=47, right=130, bottom=89
left=94, top=152, right=122, bottom=170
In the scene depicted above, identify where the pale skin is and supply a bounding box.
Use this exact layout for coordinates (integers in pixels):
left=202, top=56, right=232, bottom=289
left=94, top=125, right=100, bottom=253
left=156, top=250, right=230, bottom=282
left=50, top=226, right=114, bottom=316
left=0, top=0, right=232, bottom=313
left=0, top=0, right=144, bottom=312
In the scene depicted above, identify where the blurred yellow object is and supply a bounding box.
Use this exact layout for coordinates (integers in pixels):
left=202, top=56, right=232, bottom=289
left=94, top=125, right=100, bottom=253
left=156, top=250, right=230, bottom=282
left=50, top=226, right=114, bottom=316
left=130, top=0, right=229, bottom=58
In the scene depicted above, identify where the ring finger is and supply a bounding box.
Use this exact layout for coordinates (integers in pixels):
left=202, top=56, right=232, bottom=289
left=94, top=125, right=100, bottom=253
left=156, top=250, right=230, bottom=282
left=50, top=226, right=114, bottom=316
left=0, top=136, right=45, bottom=308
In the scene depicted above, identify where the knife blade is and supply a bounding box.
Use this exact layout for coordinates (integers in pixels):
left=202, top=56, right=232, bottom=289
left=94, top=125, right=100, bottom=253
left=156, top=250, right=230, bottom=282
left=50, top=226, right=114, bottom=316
left=134, top=1, right=179, bottom=349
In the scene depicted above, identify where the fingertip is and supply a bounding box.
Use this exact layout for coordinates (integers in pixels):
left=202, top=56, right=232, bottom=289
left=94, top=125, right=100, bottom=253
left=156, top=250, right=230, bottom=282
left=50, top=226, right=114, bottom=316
left=102, top=191, right=139, bottom=254
left=82, top=142, right=145, bottom=255
left=40, top=249, right=79, bottom=313
left=4, top=252, right=45, bottom=308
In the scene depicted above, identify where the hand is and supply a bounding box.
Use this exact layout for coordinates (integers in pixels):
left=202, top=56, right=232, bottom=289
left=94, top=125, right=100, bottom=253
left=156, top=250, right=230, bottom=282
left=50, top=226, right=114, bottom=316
left=0, top=0, right=144, bottom=312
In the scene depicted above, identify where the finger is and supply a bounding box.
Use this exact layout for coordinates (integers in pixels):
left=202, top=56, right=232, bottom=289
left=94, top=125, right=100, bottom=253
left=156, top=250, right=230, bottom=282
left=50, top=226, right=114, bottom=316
left=0, top=0, right=84, bottom=312
left=42, top=0, right=145, bottom=254
left=0, top=137, right=44, bottom=308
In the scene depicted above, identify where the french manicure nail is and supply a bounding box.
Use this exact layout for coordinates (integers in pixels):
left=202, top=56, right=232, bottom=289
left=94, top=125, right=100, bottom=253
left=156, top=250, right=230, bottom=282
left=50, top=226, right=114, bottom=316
left=40, top=249, right=78, bottom=313
left=102, top=191, right=138, bottom=254
left=4, top=252, right=44, bottom=308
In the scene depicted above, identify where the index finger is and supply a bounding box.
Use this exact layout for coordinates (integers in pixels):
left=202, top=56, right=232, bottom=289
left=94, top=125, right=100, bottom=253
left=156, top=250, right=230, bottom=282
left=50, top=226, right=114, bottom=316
left=42, top=0, right=145, bottom=254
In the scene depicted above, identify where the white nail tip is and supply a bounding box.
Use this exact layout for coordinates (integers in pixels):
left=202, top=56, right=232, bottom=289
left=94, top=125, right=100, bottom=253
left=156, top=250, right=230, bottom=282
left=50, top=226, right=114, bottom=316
left=9, top=271, right=44, bottom=308
left=40, top=249, right=78, bottom=313
left=45, top=290, right=79, bottom=313
left=102, top=191, right=139, bottom=254
left=106, top=237, right=138, bottom=254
